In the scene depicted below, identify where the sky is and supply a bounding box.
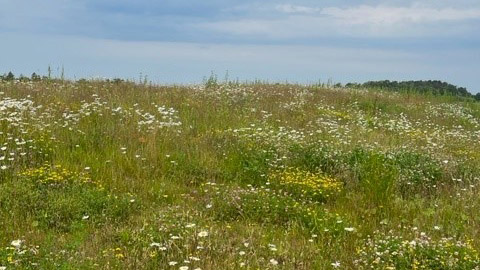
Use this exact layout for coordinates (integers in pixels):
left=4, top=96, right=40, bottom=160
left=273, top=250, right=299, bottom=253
left=1, top=0, right=479, bottom=92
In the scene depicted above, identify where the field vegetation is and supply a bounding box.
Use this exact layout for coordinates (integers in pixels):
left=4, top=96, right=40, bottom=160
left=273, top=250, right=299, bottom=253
left=1, top=76, right=480, bottom=269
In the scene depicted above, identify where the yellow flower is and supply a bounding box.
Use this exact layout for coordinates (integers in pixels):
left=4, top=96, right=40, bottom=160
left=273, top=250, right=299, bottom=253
left=269, top=167, right=342, bottom=200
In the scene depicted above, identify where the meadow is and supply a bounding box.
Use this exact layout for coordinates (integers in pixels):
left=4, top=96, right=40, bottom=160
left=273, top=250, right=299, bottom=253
left=1, top=78, right=480, bottom=269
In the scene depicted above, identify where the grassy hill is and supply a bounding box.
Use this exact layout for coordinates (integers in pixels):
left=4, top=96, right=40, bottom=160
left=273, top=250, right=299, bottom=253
left=1, top=79, right=480, bottom=269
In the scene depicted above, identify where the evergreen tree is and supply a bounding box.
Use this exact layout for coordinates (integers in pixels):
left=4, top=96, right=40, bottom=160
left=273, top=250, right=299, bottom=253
left=31, top=72, right=41, bottom=81
left=6, top=71, right=15, bottom=81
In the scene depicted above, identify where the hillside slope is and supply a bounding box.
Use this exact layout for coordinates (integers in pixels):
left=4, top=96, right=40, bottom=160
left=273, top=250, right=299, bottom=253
left=1, top=80, right=480, bottom=269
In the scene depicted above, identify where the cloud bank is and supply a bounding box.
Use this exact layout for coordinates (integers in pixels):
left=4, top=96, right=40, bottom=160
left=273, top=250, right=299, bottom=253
left=0, top=0, right=479, bottom=91
left=201, top=3, right=480, bottom=38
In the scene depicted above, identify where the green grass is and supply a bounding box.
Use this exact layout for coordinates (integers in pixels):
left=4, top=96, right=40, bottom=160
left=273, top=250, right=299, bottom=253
left=1, top=80, right=480, bottom=269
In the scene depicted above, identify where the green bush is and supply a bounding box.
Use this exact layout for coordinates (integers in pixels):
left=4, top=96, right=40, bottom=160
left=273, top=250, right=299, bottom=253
left=390, top=151, right=443, bottom=196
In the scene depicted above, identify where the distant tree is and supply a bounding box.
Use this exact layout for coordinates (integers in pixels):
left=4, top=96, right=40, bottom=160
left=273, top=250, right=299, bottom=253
left=475, top=93, right=480, bottom=101
left=345, top=83, right=360, bottom=88
left=31, top=72, right=41, bottom=81
left=19, top=74, right=30, bottom=82
left=6, top=71, right=15, bottom=81
left=348, top=80, right=472, bottom=98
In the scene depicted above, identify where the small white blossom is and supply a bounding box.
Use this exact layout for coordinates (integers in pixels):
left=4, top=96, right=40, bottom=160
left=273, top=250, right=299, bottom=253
left=269, top=258, right=278, bottom=265
left=197, top=231, right=208, bottom=238
left=11, top=239, right=23, bottom=249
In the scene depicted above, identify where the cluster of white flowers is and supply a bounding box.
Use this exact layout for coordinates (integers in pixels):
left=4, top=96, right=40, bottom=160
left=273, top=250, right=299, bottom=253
left=136, top=105, right=182, bottom=131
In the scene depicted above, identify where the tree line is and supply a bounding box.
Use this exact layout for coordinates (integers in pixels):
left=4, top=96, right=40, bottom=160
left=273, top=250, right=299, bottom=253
left=0, top=71, right=44, bottom=82
left=2, top=72, right=479, bottom=101
left=345, top=80, right=480, bottom=101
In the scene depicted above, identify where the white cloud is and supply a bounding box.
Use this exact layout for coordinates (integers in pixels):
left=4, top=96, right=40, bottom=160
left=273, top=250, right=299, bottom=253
left=203, top=3, right=480, bottom=38
left=275, top=4, right=320, bottom=14
left=321, top=5, right=480, bottom=25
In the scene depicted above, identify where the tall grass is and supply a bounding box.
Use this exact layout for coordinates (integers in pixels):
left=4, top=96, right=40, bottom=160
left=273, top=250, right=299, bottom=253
left=0, top=79, right=479, bottom=269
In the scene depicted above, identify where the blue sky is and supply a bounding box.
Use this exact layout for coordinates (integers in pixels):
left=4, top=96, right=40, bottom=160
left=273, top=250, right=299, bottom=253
left=1, top=0, right=479, bottom=92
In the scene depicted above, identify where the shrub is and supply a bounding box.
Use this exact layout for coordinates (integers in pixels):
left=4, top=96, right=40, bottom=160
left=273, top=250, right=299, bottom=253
left=390, top=151, right=443, bottom=196
left=287, top=143, right=344, bottom=175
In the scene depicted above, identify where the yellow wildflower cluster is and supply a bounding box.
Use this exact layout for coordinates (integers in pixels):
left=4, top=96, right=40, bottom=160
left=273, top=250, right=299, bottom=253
left=269, top=168, right=342, bottom=201
left=319, top=108, right=351, bottom=120
left=19, top=164, right=98, bottom=187
left=102, top=247, right=125, bottom=260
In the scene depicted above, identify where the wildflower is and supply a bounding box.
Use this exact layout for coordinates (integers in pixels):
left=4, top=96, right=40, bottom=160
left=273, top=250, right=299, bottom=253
left=331, top=261, right=341, bottom=268
left=198, top=231, right=208, bottom=238
left=82, top=215, right=89, bottom=220
left=150, top=242, right=161, bottom=247
left=0, top=165, right=7, bottom=170
left=11, top=239, right=23, bottom=249
left=179, top=266, right=189, bottom=270
left=169, top=261, right=178, bottom=266
left=434, top=226, right=441, bottom=230
left=344, top=227, right=355, bottom=232
left=269, top=258, right=279, bottom=265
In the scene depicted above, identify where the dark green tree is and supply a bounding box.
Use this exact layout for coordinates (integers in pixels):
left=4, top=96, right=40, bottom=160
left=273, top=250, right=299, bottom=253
left=347, top=80, right=472, bottom=98
left=31, top=72, right=41, bottom=81
left=6, top=71, right=15, bottom=81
